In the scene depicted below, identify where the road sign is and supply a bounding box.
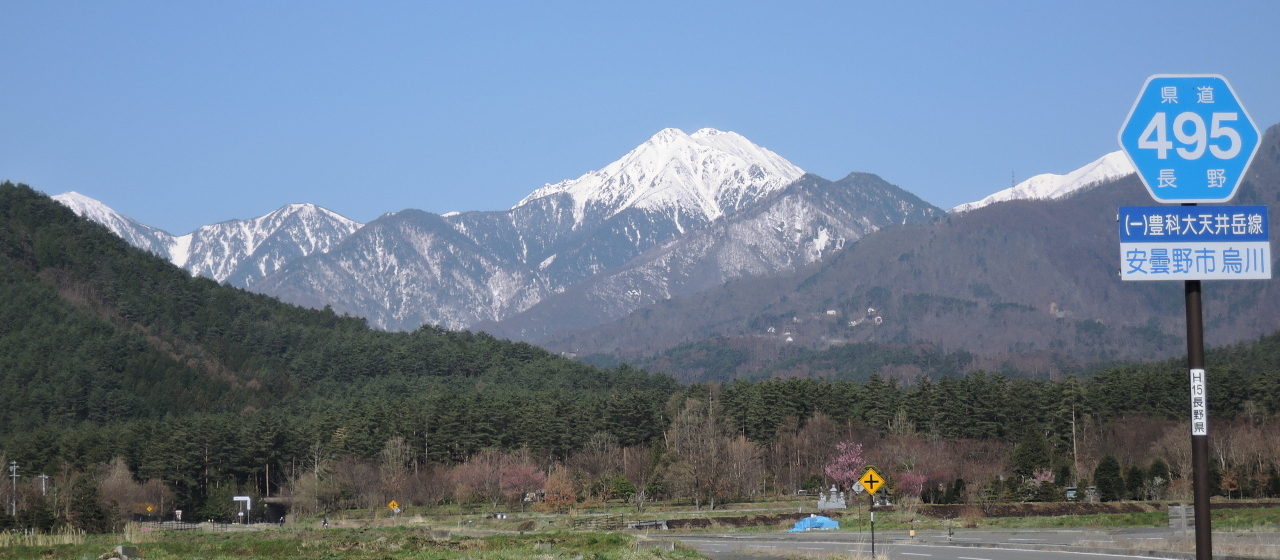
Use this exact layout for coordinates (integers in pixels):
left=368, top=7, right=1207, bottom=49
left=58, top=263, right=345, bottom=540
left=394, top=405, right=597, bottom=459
left=858, top=467, right=885, bottom=495
left=1118, top=75, right=1260, bottom=203
left=388, top=500, right=399, bottom=510
left=1120, top=205, right=1271, bottom=281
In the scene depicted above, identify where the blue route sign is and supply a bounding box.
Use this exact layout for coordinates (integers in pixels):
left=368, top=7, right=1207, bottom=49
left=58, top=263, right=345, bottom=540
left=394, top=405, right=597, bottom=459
left=1118, top=75, right=1260, bottom=203
left=1120, top=205, right=1271, bottom=281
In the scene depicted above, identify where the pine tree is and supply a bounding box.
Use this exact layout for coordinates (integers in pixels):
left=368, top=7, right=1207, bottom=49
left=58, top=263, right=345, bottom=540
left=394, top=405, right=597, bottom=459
left=1010, top=428, right=1051, bottom=480
left=861, top=374, right=899, bottom=432
left=1094, top=455, right=1124, bottom=502
left=67, top=477, right=112, bottom=533
left=1148, top=458, right=1170, bottom=499
left=1124, top=465, right=1147, bottom=500
left=1266, top=464, right=1280, bottom=498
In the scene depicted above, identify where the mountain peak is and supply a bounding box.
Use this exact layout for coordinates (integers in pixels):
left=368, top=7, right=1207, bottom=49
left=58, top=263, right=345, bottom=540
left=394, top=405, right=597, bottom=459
left=181, top=202, right=362, bottom=285
left=515, top=128, right=804, bottom=224
left=648, top=127, right=691, bottom=144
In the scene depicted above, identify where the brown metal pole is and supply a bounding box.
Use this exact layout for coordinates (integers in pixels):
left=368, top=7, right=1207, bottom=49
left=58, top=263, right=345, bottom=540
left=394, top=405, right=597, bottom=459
left=1185, top=279, right=1212, bottom=560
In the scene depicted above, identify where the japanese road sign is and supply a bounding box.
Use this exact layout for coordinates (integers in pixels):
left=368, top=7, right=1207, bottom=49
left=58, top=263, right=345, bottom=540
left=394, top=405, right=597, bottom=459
left=1118, top=75, right=1260, bottom=203
left=387, top=500, right=399, bottom=510
left=1120, top=205, right=1270, bottom=281
left=859, top=466, right=885, bottom=495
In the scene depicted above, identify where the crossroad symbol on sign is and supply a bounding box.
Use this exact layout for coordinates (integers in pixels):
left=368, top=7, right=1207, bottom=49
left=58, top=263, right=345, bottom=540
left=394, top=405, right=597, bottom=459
left=388, top=500, right=399, bottom=510
left=859, top=466, right=885, bottom=495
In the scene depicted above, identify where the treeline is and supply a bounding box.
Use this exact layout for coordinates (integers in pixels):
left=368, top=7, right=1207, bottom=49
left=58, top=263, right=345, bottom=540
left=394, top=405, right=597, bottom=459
left=4, top=181, right=1280, bottom=531
left=6, top=391, right=1279, bottom=533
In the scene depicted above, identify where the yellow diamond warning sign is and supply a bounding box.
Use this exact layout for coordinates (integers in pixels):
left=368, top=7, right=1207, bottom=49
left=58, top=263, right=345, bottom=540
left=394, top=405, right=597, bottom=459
left=859, top=466, right=885, bottom=495
left=388, top=500, right=399, bottom=510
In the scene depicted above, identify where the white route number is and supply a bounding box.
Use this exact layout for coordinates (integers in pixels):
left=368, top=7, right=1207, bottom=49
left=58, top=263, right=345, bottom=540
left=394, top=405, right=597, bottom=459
left=1138, top=112, right=1242, bottom=161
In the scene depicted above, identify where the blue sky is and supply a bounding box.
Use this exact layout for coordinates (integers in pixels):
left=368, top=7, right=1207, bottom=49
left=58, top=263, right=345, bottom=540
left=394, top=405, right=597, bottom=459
left=3, top=1, right=1278, bottom=234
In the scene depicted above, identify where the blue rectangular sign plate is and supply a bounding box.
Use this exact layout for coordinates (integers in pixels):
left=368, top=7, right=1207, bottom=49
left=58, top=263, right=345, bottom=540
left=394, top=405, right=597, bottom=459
left=1120, top=205, right=1271, bottom=281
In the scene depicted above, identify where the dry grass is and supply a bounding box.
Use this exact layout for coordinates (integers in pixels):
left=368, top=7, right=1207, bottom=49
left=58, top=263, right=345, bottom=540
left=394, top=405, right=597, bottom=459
left=120, top=521, right=160, bottom=543
left=1081, top=534, right=1280, bottom=560
left=0, top=526, right=86, bottom=547
left=957, top=506, right=983, bottom=528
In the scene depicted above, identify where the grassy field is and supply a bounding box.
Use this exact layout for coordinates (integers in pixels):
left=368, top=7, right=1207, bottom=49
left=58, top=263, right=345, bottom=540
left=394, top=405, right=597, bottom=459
left=314, top=502, right=1277, bottom=533
left=1, top=503, right=1276, bottom=559
left=0, top=528, right=703, bottom=560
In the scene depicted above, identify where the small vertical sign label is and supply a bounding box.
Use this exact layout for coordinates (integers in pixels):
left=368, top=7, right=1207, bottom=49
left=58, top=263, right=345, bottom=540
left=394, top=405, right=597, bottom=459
left=1189, top=368, right=1208, bottom=435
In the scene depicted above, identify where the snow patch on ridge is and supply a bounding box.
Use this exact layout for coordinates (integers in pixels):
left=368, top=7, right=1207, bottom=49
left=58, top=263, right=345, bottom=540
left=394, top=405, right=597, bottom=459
left=951, top=151, right=1135, bottom=213
left=169, top=234, right=193, bottom=267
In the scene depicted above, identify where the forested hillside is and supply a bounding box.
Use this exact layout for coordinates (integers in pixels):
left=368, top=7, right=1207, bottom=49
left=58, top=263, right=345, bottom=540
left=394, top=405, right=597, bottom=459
left=0, top=182, right=676, bottom=519
left=3, top=181, right=1280, bottom=532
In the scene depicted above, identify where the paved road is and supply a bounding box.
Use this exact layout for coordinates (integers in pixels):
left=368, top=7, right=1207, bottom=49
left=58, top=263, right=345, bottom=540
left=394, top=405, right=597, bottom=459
left=672, top=528, right=1280, bottom=560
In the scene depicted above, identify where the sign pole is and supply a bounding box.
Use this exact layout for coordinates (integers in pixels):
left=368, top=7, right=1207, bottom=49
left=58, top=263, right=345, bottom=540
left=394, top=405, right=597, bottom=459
left=1117, top=74, right=1262, bottom=560
left=869, top=493, right=875, bottom=557
left=858, top=467, right=883, bottom=557
left=1185, top=278, right=1212, bottom=560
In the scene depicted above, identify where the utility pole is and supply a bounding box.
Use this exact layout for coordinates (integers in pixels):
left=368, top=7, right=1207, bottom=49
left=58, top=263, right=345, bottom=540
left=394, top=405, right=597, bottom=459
left=37, top=474, right=50, bottom=497
left=8, top=461, right=17, bottom=516
left=1071, top=403, right=1079, bottom=485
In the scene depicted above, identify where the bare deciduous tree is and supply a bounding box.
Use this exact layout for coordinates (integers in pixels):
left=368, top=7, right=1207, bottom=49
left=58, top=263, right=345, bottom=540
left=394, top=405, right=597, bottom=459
left=565, top=432, right=618, bottom=499
left=665, top=396, right=724, bottom=510
left=379, top=436, right=412, bottom=503
left=620, top=444, right=662, bottom=512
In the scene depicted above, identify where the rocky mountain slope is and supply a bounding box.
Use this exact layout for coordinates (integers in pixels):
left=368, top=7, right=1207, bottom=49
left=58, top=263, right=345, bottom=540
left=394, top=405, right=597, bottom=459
left=479, top=171, right=942, bottom=340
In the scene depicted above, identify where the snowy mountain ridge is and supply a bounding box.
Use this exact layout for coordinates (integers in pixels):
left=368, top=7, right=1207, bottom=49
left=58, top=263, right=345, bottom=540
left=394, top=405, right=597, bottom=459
left=52, top=191, right=178, bottom=259
left=180, top=203, right=362, bottom=286
left=56, top=127, right=935, bottom=334
left=951, top=151, right=1135, bottom=213
left=55, top=192, right=361, bottom=286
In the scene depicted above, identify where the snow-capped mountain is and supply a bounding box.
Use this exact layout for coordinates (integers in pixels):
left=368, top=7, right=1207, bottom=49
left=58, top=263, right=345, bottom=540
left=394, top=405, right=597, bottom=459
left=55, top=193, right=361, bottom=287
left=255, top=127, right=814, bottom=330
left=53, top=192, right=178, bottom=258
left=480, top=172, right=943, bottom=341
left=950, top=151, right=1134, bottom=213
left=517, top=128, right=804, bottom=228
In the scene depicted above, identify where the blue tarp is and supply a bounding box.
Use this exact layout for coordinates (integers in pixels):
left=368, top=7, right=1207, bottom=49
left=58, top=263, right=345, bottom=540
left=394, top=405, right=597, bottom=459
left=788, top=515, right=839, bottom=532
